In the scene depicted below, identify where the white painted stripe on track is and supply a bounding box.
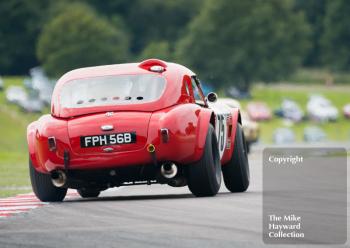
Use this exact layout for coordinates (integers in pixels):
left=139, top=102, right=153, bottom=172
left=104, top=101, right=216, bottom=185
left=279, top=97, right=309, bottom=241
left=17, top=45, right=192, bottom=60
left=0, top=188, right=121, bottom=219
left=0, top=203, right=46, bottom=207
left=0, top=206, right=39, bottom=210
left=0, top=210, right=28, bottom=214
left=2, top=197, right=38, bottom=201
left=0, top=200, right=45, bottom=203
left=0, top=201, right=43, bottom=204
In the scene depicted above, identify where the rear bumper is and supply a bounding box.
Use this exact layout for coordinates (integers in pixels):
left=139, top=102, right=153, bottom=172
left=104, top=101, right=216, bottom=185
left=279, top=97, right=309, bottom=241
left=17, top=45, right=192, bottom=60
left=45, top=148, right=155, bottom=171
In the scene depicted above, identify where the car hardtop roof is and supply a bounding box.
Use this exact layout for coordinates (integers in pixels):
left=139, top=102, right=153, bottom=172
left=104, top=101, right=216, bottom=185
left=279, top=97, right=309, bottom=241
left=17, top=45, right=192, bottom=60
left=51, top=59, right=196, bottom=118
left=56, top=59, right=194, bottom=84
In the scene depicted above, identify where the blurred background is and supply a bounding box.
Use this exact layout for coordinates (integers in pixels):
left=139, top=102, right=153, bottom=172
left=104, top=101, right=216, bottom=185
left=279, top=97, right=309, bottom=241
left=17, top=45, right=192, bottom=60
left=0, top=0, right=350, bottom=197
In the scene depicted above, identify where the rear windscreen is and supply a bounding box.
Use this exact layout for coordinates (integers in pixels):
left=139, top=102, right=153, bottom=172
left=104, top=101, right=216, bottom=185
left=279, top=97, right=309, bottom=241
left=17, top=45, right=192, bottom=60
left=60, top=74, right=166, bottom=109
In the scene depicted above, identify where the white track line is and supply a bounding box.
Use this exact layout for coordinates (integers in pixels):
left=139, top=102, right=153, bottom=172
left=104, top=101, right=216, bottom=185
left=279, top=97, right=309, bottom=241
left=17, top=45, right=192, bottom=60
left=0, top=188, right=122, bottom=219
left=0, top=206, right=39, bottom=211
left=0, top=203, right=46, bottom=207
left=0, top=189, right=80, bottom=219
left=0, top=210, right=30, bottom=214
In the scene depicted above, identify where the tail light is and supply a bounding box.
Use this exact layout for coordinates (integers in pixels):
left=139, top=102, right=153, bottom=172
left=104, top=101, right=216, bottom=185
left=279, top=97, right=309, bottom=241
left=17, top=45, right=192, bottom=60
left=160, top=128, right=169, bottom=143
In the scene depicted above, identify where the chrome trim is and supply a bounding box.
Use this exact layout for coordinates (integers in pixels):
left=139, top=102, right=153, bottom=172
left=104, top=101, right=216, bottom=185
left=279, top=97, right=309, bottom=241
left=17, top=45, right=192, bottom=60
left=150, top=65, right=165, bottom=72
left=101, top=125, right=114, bottom=131
left=51, top=170, right=67, bottom=188
left=160, top=162, right=178, bottom=179
left=103, top=147, right=114, bottom=152
left=206, top=92, right=218, bottom=103
left=160, top=128, right=169, bottom=135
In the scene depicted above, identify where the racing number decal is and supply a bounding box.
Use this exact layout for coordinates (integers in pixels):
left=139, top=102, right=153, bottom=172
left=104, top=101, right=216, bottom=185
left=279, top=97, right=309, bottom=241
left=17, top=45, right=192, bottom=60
left=216, top=114, right=227, bottom=159
left=219, top=116, right=225, bottom=150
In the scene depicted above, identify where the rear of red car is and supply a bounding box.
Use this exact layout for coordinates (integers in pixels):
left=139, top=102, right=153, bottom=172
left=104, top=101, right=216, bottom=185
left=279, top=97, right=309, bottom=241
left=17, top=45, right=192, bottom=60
left=27, top=61, right=206, bottom=201
left=27, top=60, right=249, bottom=202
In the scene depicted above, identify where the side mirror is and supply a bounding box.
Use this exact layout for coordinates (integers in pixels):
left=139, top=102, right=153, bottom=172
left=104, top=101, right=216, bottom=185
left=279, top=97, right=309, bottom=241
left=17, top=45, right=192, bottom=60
left=207, top=92, right=218, bottom=103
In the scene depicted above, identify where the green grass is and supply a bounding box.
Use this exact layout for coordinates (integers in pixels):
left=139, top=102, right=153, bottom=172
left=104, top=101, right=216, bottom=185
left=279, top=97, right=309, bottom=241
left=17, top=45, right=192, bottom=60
left=0, top=190, right=30, bottom=198
left=0, top=152, right=29, bottom=185
left=0, top=77, right=47, bottom=197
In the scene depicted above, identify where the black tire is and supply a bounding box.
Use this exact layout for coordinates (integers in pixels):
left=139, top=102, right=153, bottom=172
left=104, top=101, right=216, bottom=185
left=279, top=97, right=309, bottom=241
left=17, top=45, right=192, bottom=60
left=187, top=124, right=221, bottom=197
left=222, top=124, right=250, bottom=192
left=29, top=158, right=67, bottom=202
left=77, top=188, right=100, bottom=198
left=246, top=141, right=251, bottom=154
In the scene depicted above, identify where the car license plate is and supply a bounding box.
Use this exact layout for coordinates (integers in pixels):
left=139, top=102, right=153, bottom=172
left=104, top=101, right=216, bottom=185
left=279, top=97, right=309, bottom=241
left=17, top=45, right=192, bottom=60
left=80, top=132, right=136, bottom=148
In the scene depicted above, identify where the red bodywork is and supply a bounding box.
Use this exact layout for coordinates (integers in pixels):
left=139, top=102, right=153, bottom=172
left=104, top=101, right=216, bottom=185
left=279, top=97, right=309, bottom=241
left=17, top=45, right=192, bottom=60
left=27, top=59, right=240, bottom=175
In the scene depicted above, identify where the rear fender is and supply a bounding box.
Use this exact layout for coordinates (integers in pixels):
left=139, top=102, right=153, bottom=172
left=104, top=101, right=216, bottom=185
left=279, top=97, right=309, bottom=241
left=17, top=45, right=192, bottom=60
left=147, top=105, right=214, bottom=164
left=27, top=121, right=41, bottom=172
left=221, top=108, right=241, bottom=165
left=193, top=108, right=215, bottom=162
left=27, top=115, right=69, bottom=173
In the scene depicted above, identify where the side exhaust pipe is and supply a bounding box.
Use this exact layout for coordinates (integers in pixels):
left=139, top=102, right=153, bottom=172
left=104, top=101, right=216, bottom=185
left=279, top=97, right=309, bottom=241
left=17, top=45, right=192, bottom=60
left=51, top=170, right=67, bottom=187
left=160, top=162, right=178, bottom=179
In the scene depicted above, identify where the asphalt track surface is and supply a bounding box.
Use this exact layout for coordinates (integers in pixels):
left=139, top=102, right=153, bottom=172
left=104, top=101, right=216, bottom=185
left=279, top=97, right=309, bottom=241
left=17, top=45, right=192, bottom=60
left=0, top=144, right=349, bottom=248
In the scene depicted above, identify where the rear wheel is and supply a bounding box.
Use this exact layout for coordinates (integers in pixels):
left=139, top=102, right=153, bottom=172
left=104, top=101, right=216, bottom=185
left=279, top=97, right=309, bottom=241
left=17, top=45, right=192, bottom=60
left=187, top=124, right=221, bottom=197
left=222, top=124, right=250, bottom=192
left=29, top=158, right=67, bottom=202
left=77, top=188, right=100, bottom=198
left=246, top=141, right=251, bottom=154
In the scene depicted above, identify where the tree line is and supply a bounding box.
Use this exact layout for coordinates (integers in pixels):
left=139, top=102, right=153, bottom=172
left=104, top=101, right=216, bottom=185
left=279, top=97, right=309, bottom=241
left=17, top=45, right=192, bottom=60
left=0, top=0, right=349, bottom=89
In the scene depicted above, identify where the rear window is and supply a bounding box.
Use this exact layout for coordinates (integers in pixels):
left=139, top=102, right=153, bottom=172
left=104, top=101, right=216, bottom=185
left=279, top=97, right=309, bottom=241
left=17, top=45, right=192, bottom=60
left=60, top=74, right=166, bottom=109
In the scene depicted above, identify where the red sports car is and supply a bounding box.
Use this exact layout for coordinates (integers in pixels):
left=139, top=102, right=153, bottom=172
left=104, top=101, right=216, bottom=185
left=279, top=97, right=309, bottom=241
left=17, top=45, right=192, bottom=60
left=27, top=59, right=249, bottom=202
